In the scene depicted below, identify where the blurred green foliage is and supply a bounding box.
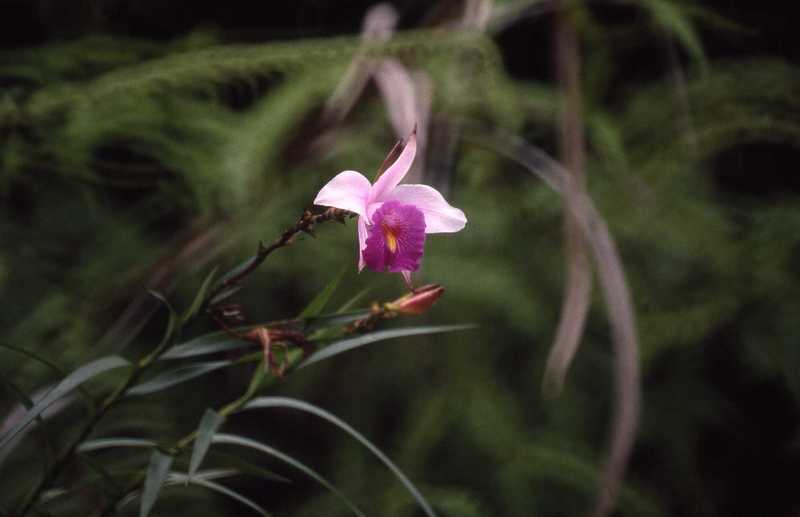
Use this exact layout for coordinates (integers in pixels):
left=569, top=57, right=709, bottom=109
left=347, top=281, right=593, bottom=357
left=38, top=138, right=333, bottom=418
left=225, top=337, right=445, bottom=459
left=2, top=1, right=800, bottom=516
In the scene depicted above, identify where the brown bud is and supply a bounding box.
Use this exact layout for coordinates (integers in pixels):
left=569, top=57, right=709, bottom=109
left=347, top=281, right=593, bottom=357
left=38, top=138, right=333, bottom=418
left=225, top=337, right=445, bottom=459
left=385, top=284, right=445, bottom=315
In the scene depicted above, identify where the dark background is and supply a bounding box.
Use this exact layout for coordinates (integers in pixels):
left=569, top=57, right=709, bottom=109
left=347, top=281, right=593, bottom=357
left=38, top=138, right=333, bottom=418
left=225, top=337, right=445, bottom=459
left=2, top=1, right=800, bottom=516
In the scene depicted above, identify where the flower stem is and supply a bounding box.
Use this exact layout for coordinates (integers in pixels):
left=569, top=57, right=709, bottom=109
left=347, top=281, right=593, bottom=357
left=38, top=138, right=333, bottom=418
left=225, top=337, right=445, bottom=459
left=206, top=207, right=352, bottom=306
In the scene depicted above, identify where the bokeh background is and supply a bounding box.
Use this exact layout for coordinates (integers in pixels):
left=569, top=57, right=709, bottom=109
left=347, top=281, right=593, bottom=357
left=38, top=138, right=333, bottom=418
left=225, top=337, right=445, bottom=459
left=2, top=1, right=800, bottom=516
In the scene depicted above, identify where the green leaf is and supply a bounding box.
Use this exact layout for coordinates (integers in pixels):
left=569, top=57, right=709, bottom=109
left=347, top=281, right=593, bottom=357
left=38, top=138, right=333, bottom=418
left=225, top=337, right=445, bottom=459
left=298, top=267, right=345, bottom=319
left=140, top=450, right=173, bottom=517
left=145, top=289, right=180, bottom=360
left=240, top=397, right=437, bottom=517
left=161, top=333, right=255, bottom=360
left=188, top=409, right=225, bottom=480
left=0, top=356, right=130, bottom=450
left=299, top=324, right=476, bottom=369
left=336, top=287, right=372, bottom=313
left=208, top=284, right=243, bottom=306
left=0, top=342, right=95, bottom=410
left=212, top=433, right=364, bottom=517
left=216, top=255, right=258, bottom=287
left=641, top=0, right=706, bottom=69
left=206, top=450, right=291, bottom=484
left=182, top=266, right=219, bottom=324
left=242, top=361, right=267, bottom=400
left=167, top=471, right=270, bottom=516
left=77, top=437, right=157, bottom=453
left=303, top=310, right=372, bottom=333
left=146, top=289, right=173, bottom=308
left=127, top=360, right=233, bottom=396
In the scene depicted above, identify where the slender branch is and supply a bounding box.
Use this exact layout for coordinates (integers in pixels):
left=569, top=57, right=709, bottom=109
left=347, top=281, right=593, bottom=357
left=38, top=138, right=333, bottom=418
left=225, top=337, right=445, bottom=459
left=206, top=207, right=352, bottom=306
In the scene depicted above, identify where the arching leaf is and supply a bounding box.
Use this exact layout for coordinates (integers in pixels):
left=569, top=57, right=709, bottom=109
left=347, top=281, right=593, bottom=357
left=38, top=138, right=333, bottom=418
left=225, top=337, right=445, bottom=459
left=300, top=324, right=475, bottom=369
left=127, top=361, right=233, bottom=396
left=241, top=397, right=437, bottom=517
left=0, top=356, right=130, bottom=450
left=212, top=433, right=364, bottom=517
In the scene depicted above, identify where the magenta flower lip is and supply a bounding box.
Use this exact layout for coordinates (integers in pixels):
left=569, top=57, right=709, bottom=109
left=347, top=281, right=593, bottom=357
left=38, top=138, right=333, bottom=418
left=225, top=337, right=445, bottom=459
left=363, top=201, right=426, bottom=272
left=313, top=130, right=467, bottom=280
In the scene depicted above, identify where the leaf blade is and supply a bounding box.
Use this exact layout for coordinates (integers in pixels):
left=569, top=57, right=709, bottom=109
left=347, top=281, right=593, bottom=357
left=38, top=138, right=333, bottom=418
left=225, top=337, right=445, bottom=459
left=0, top=356, right=130, bottom=450
left=77, top=438, right=157, bottom=453
left=212, top=433, right=364, bottom=517
left=168, top=472, right=270, bottom=516
left=188, top=409, right=225, bottom=480
left=127, top=361, right=233, bottom=396
left=140, top=450, right=174, bottom=517
left=299, top=324, right=475, bottom=369
left=182, top=266, right=219, bottom=324
left=241, top=397, right=437, bottom=517
left=298, top=267, right=346, bottom=319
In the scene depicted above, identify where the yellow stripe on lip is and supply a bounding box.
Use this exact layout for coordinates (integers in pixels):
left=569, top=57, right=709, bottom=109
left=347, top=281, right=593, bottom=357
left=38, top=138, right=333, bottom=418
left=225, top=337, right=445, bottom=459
left=382, top=223, right=398, bottom=253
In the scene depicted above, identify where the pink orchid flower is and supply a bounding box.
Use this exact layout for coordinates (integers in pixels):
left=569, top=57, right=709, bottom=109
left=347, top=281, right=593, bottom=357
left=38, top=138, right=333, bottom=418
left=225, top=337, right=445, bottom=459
left=313, top=131, right=466, bottom=283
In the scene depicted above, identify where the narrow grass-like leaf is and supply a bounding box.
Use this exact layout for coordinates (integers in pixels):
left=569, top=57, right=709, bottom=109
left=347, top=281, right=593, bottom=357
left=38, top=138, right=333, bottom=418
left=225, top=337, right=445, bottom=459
left=0, top=356, right=130, bottom=450
left=241, top=397, right=436, bottom=517
left=127, top=361, right=233, bottom=396
left=242, top=361, right=267, bottom=400
left=140, top=450, right=173, bottom=517
left=0, top=343, right=95, bottom=409
left=298, top=267, right=345, bottom=319
left=207, top=450, right=291, bottom=484
left=212, top=433, right=364, bottom=517
left=77, top=438, right=157, bottom=453
left=182, top=266, right=219, bottom=324
left=146, top=289, right=173, bottom=309
left=188, top=409, right=225, bottom=480
left=167, top=472, right=270, bottom=516
left=300, top=324, right=475, bottom=369
left=216, top=255, right=258, bottom=287
left=0, top=377, right=53, bottom=480
left=641, top=0, right=706, bottom=69
left=208, top=284, right=243, bottom=306
left=161, top=333, right=255, bottom=360
left=336, top=287, right=372, bottom=313
left=303, top=310, right=372, bottom=333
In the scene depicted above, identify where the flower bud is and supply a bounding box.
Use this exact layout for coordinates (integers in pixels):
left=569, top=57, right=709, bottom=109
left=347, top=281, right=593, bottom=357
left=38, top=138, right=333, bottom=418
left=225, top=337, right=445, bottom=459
left=385, top=284, right=445, bottom=315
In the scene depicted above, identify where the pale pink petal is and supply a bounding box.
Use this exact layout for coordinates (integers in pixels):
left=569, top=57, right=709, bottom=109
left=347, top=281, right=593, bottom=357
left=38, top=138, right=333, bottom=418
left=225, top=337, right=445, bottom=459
left=357, top=216, right=368, bottom=271
left=382, top=184, right=467, bottom=233
left=368, top=130, right=417, bottom=204
left=313, top=170, right=371, bottom=216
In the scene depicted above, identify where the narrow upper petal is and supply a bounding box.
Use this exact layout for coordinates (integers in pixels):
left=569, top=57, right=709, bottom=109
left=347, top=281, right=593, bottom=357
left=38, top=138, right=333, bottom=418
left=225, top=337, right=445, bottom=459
left=357, top=216, right=368, bottom=271
left=313, top=170, right=371, bottom=216
left=382, top=184, right=467, bottom=233
left=368, top=130, right=417, bottom=204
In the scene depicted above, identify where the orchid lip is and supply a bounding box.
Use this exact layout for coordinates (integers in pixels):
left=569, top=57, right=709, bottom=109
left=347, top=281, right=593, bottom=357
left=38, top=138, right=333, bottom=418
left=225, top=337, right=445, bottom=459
left=363, top=201, right=426, bottom=273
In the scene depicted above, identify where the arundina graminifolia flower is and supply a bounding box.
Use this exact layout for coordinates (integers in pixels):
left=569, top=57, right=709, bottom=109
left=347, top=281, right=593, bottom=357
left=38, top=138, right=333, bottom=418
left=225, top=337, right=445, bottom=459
left=313, top=130, right=466, bottom=284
